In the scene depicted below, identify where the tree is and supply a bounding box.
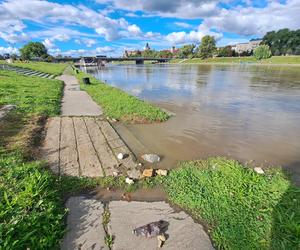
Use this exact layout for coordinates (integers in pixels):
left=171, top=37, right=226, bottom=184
left=217, top=46, right=235, bottom=57
left=20, top=42, right=48, bottom=60
left=253, top=45, right=272, bottom=60
left=157, top=50, right=172, bottom=58
left=197, top=35, right=216, bottom=58
left=262, top=29, right=300, bottom=55
left=178, top=44, right=195, bottom=58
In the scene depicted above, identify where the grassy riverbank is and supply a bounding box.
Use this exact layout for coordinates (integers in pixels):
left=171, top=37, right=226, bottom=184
left=170, top=56, right=300, bottom=65
left=0, top=70, right=65, bottom=248
left=75, top=70, right=169, bottom=123
left=9, top=61, right=67, bottom=76
left=165, top=158, right=300, bottom=250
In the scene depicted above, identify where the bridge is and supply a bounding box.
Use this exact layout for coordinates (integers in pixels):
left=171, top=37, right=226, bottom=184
left=56, top=56, right=171, bottom=65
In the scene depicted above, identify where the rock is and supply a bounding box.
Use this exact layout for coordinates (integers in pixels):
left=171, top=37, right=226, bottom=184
left=142, top=169, right=154, bottom=178
left=112, top=171, right=119, bottom=177
left=141, top=154, right=160, bottom=163
left=156, top=169, right=168, bottom=176
left=117, top=153, right=124, bottom=160
left=254, top=167, right=264, bottom=174
left=125, top=177, right=134, bottom=185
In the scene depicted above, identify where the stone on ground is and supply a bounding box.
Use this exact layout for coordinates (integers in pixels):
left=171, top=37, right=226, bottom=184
left=61, top=196, right=108, bottom=250
left=109, top=201, right=214, bottom=250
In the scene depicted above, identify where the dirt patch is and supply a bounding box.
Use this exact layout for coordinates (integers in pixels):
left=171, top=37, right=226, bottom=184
left=2, top=113, right=47, bottom=159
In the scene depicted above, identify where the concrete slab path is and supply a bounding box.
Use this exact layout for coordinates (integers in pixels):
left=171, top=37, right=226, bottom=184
left=62, top=197, right=214, bottom=250
left=61, top=196, right=109, bottom=250
left=58, top=75, right=102, bottom=116
left=43, top=116, right=140, bottom=178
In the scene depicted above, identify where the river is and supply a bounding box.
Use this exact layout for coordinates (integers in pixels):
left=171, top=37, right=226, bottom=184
left=85, top=64, right=300, bottom=182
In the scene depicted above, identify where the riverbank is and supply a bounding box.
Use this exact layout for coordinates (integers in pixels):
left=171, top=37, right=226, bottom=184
left=1, top=63, right=299, bottom=249
left=74, top=70, right=170, bottom=123
left=170, top=56, right=300, bottom=65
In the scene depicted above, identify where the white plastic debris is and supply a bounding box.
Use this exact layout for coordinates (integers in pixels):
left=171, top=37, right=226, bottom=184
left=141, top=154, right=160, bottom=163
left=112, top=171, right=119, bottom=177
left=254, top=167, right=264, bottom=174
left=125, top=177, right=134, bottom=185
left=117, top=153, right=124, bottom=160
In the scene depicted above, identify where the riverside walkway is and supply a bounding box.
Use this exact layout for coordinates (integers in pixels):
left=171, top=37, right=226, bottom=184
left=43, top=73, right=140, bottom=179
left=42, top=70, right=213, bottom=250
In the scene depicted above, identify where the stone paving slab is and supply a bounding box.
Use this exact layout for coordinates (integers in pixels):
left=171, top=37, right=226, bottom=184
left=62, top=197, right=214, bottom=250
left=58, top=75, right=102, bottom=116
left=109, top=201, right=214, bottom=250
left=43, top=117, right=140, bottom=178
left=61, top=196, right=109, bottom=250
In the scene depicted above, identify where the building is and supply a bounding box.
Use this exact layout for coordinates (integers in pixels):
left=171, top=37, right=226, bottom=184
left=232, top=39, right=262, bottom=54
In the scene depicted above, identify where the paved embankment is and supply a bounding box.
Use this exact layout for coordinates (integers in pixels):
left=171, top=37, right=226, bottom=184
left=0, top=64, right=55, bottom=79
left=57, top=75, right=102, bottom=116
left=43, top=117, right=140, bottom=178
left=61, top=196, right=214, bottom=250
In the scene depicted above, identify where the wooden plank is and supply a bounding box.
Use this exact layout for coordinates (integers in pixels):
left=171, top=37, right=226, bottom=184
left=60, top=117, right=79, bottom=176
left=89, top=118, right=119, bottom=176
left=43, top=117, right=60, bottom=174
left=73, top=117, right=103, bottom=177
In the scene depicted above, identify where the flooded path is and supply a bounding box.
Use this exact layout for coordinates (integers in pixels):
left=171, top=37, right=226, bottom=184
left=86, top=64, right=300, bottom=181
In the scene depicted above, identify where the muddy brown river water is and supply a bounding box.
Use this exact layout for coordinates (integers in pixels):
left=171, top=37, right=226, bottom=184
left=85, top=64, right=300, bottom=183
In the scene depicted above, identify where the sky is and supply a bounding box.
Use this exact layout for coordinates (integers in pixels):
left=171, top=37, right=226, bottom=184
left=0, top=0, right=299, bottom=57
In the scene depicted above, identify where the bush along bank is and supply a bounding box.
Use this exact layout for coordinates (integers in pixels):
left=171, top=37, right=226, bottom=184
left=74, top=70, right=170, bottom=123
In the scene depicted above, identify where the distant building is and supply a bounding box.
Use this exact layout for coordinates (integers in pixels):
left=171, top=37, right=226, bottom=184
left=232, top=39, right=262, bottom=54
left=170, top=46, right=179, bottom=54
left=145, top=43, right=151, bottom=51
left=123, top=50, right=142, bottom=58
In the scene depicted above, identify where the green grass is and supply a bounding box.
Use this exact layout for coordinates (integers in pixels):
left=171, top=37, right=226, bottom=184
left=11, top=61, right=67, bottom=76
left=170, top=56, right=300, bottom=65
left=0, top=69, right=65, bottom=249
left=75, top=70, right=169, bottom=123
left=0, top=70, right=63, bottom=116
left=165, top=158, right=300, bottom=250
left=0, top=151, right=66, bottom=249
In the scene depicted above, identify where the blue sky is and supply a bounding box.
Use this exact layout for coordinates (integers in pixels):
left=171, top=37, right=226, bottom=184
left=0, top=0, right=299, bottom=56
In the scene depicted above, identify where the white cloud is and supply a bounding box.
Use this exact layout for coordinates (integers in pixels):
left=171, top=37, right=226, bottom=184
left=97, top=0, right=300, bottom=37
left=165, top=24, right=222, bottom=45
left=56, top=46, right=117, bottom=57
left=75, top=38, right=98, bottom=47
left=174, top=22, right=194, bottom=29
left=96, top=0, right=219, bottom=19
left=127, top=24, right=141, bottom=35
left=201, top=0, right=300, bottom=36
left=0, top=46, right=19, bottom=55
left=0, top=0, right=143, bottom=43
left=42, top=38, right=55, bottom=49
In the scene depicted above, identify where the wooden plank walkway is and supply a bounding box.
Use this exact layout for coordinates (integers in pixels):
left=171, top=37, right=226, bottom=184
left=43, top=117, right=140, bottom=179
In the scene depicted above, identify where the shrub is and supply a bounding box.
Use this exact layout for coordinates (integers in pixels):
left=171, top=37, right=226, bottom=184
left=253, top=45, right=272, bottom=60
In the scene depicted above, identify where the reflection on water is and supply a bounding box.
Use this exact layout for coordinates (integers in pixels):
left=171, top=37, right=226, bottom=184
left=86, top=64, right=300, bottom=182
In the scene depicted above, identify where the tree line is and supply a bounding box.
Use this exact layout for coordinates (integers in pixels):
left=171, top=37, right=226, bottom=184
left=1, top=28, right=299, bottom=61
